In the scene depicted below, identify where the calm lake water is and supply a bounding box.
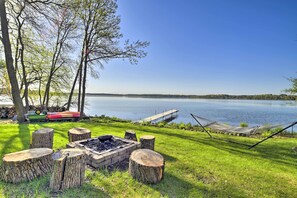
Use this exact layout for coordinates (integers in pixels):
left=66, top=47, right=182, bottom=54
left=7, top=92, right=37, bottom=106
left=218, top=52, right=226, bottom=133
left=82, top=96, right=297, bottom=126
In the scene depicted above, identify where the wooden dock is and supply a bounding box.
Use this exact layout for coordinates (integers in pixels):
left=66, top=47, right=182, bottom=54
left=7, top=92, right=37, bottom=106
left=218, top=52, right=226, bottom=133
left=135, top=109, right=178, bottom=123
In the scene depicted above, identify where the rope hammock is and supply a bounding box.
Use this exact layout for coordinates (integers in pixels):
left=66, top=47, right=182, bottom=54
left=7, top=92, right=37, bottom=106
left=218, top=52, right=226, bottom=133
left=191, top=114, right=283, bottom=136
left=190, top=113, right=297, bottom=149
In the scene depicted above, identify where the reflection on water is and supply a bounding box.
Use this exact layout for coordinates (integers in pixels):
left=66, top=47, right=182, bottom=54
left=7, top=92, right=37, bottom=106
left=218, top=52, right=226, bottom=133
left=80, top=97, right=297, bottom=126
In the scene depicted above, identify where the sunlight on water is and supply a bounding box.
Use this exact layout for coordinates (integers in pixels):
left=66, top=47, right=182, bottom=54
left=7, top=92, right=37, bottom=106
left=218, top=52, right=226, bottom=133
left=83, top=97, right=297, bottom=126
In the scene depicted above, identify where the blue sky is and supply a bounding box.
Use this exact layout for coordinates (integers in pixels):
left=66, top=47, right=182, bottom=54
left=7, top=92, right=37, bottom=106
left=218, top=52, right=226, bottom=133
left=88, top=0, right=297, bottom=95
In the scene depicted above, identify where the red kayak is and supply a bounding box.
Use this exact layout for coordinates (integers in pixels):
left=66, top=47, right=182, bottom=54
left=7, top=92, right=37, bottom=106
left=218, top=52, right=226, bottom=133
left=47, top=111, right=80, bottom=121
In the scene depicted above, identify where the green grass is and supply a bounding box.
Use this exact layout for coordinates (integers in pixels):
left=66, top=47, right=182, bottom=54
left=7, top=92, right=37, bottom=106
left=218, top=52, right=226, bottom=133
left=0, top=118, right=297, bottom=197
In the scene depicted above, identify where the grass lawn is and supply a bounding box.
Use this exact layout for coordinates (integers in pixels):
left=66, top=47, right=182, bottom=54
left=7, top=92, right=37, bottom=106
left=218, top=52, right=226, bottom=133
left=0, top=118, right=297, bottom=197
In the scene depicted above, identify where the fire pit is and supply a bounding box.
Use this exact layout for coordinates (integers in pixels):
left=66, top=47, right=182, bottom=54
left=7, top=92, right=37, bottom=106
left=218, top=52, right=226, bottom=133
left=67, top=135, right=140, bottom=168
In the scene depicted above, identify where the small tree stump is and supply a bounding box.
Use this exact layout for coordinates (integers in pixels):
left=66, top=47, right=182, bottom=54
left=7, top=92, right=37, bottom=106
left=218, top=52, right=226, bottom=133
left=124, top=130, right=137, bottom=141
left=140, top=135, right=155, bottom=150
left=129, top=149, right=165, bottom=184
left=0, top=148, right=53, bottom=183
left=68, top=127, right=91, bottom=142
left=50, top=148, right=86, bottom=192
left=30, top=128, right=54, bottom=149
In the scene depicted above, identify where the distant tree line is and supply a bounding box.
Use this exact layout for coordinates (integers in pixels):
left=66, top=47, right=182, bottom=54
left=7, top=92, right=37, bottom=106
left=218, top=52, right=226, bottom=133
left=86, top=93, right=297, bottom=100
left=0, top=0, right=149, bottom=122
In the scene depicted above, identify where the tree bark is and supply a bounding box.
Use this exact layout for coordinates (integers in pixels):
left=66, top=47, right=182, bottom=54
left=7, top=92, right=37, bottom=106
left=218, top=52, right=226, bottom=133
left=50, top=148, right=86, bottom=192
left=124, top=130, right=137, bottom=141
left=68, top=127, right=91, bottom=142
left=140, top=135, right=155, bottom=150
left=66, top=64, right=80, bottom=110
left=30, top=128, right=54, bottom=149
left=0, top=0, right=25, bottom=122
left=80, top=46, right=88, bottom=119
left=0, top=148, right=53, bottom=183
left=129, top=149, right=164, bottom=184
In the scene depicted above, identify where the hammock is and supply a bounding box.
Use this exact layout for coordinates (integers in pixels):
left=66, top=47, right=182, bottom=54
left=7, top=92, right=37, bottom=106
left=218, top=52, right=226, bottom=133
left=191, top=114, right=297, bottom=149
left=191, top=114, right=283, bottom=136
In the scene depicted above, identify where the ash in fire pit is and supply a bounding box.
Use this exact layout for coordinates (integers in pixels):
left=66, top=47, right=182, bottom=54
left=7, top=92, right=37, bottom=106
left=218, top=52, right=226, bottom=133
left=67, top=135, right=141, bottom=169
left=80, top=135, right=128, bottom=152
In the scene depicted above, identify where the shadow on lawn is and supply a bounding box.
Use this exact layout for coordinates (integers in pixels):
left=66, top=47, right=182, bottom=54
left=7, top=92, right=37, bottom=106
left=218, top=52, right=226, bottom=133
left=158, top=152, right=177, bottom=162
left=0, top=124, right=30, bottom=158
left=148, top=172, right=244, bottom=198
left=134, top=126, right=297, bottom=168
left=80, top=122, right=297, bottom=168
left=0, top=175, right=111, bottom=198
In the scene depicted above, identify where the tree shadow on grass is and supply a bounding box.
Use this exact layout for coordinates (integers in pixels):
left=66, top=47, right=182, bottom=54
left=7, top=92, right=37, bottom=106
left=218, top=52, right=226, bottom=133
left=131, top=126, right=297, bottom=168
left=0, top=124, right=30, bottom=159
left=147, top=172, right=246, bottom=198
left=82, top=122, right=297, bottom=169
left=0, top=174, right=111, bottom=198
left=158, top=152, right=177, bottom=162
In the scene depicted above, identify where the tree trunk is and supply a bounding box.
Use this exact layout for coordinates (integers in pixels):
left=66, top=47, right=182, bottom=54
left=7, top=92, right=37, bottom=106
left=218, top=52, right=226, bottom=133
left=80, top=47, right=88, bottom=119
left=50, top=148, right=86, bottom=192
left=0, top=0, right=25, bottom=123
left=129, top=149, right=164, bottom=184
left=124, top=130, right=137, bottom=141
left=68, top=127, right=91, bottom=142
left=140, top=135, right=155, bottom=150
left=0, top=148, right=53, bottom=183
left=66, top=65, right=80, bottom=110
left=30, top=128, right=54, bottom=149
left=77, top=64, right=82, bottom=112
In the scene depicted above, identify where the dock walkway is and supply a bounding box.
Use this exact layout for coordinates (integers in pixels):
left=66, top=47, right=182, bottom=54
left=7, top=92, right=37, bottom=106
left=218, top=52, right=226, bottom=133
left=136, top=109, right=178, bottom=123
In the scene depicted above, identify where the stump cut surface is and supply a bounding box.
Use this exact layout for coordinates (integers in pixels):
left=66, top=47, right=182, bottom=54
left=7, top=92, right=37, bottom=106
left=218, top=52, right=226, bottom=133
left=130, top=149, right=163, bottom=167
left=68, top=127, right=91, bottom=135
left=129, top=149, right=164, bottom=184
left=3, top=148, right=53, bottom=162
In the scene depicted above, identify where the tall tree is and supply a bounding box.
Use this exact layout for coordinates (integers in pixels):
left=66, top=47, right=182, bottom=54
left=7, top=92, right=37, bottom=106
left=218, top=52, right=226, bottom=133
left=42, top=6, right=77, bottom=108
left=0, top=0, right=25, bottom=122
left=285, top=77, right=297, bottom=95
left=67, top=0, right=149, bottom=117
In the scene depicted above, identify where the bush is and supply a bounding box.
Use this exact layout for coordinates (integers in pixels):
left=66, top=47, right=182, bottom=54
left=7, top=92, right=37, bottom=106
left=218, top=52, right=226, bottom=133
left=179, top=122, right=186, bottom=130
left=157, top=122, right=166, bottom=127
left=185, top=122, right=192, bottom=130
left=240, top=122, right=248, bottom=127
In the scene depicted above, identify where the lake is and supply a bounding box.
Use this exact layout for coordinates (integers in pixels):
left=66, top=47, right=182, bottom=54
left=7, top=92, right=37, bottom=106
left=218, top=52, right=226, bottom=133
left=81, top=96, right=297, bottom=126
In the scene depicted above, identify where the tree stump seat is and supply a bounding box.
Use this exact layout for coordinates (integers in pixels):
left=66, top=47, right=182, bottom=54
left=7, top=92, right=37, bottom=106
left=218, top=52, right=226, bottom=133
left=129, top=149, right=165, bottom=184
left=124, top=130, right=137, bottom=141
left=50, top=148, right=86, bottom=192
left=31, top=128, right=54, bottom=149
left=0, top=148, right=53, bottom=183
left=140, top=135, right=155, bottom=150
left=68, top=127, right=91, bottom=142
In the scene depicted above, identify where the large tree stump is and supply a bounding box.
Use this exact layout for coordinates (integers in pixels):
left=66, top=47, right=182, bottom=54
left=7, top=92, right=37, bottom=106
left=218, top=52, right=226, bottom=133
left=129, top=149, right=165, bottom=184
left=140, top=135, right=155, bottom=150
left=68, top=127, right=91, bottom=142
left=50, top=148, right=86, bottom=192
left=124, top=130, right=137, bottom=141
left=30, top=128, right=54, bottom=149
left=0, top=148, right=53, bottom=183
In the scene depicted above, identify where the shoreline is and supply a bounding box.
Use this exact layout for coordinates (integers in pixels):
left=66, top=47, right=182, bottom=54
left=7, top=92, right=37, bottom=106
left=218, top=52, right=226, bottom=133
left=86, top=93, right=297, bottom=101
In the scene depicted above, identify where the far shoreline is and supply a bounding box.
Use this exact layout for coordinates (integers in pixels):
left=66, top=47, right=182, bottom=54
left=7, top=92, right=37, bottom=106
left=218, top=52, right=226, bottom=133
left=86, top=93, right=297, bottom=101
